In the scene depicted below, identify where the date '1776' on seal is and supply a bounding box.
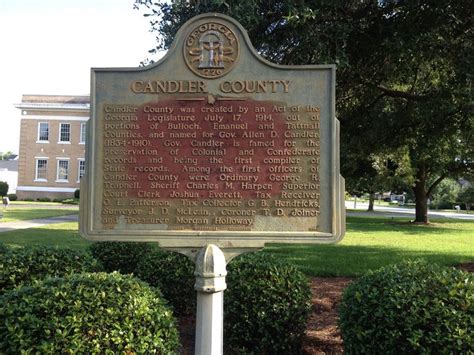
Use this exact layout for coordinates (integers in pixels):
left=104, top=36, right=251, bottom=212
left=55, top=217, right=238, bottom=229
left=184, top=22, right=239, bottom=78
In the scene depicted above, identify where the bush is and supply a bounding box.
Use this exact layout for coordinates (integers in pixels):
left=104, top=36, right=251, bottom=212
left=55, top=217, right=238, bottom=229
left=74, top=189, right=80, bottom=199
left=0, top=181, right=8, bottom=197
left=88, top=241, right=153, bottom=275
left=0, top=243, right=9, bottom=255
left=0, top=246, right=101, bottom=294
left=6, top=193, right=16, bottom=201
left=0, top=272, right=180, bottom=353
left=36, top=197, right=51, bottom=202
left=61, top=198, right=79, bottom=205
left=224, top=253, right=312, bottom=354
left=339, top=260, right=474, bottom=354
left=136, top=250, right=195, bottom=315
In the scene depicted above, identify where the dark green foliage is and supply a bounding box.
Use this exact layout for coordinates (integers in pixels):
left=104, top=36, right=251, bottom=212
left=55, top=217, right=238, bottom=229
left=224, top=253, right=311, bottom=354
left=136, top=250, right=195, bottom=316
left=6, top=193, right=16, bottom=201
left=0, top=272, right=180, bottom=353
left=0, top=243, right=8, bottom=255
left=0, top=246, right=101, bottom=294
left=0, top=181, right=8, bottom=197
left=36, top=197, right=51, bottom=202
left=88, top=241, right=153, bottom=274
left=458, top=186, right=474, bottom=211
left=74, top=188, right=80, bottom=199
left=339, top=260, right=474, bottom=354
left=430, top=178, right=461, bottom=210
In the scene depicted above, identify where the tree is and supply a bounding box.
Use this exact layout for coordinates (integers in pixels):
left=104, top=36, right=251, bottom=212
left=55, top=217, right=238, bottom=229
left=329, top=0, right=474, bottom=223
left=0, top=151, right=15, bottom=160
left=458, top=186, right=474, bottom=213
left=135, top=0, right=474, bottom=223
left=430, top=178, right=461, bottom=210
left=344, top=148, right=414, bottom=211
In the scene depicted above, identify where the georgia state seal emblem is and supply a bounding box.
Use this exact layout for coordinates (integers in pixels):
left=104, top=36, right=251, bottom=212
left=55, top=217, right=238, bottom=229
left=184, top=22, right=239, bottom=79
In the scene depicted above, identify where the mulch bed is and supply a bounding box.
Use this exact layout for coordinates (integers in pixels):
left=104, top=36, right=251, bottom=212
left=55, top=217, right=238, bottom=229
left=458, top=262, right=474, bottom=273
left=178, top=277, right=352, bottom=354
left=179, top=263, right=473, bottom=354
left=302, top=277, right=352, bottom=355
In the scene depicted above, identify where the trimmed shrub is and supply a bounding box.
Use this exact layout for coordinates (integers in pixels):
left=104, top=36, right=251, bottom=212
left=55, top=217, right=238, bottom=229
left=0, top=246, right=101, bottom=294
left=36, top=197, right=51, bottom=202
left=224, top=253, right=312, bottom=354
left=0, top=272, right=180, bottom=353
left=136, top=250, right=195, bottom=315
left=88, top=241, right=153, bottom=274
left=339, top=260, right=474, bottom=354
left=61, top=198, right=78, bottom=205
left=6, top=193, right=16, bottom=201
left=0, top=243, right=8, bottom=255
left=0, top=181, right=8, bottom=197
left=74, top=188, right=80, bottom=199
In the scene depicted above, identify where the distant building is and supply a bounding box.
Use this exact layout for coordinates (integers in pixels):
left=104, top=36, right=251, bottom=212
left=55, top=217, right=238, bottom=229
left=0, top=159, right=18, bottom=194
left=15, top=95, right=89, bottom=200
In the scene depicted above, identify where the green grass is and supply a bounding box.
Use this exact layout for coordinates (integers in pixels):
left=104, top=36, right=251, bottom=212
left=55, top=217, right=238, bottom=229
left=9, top=201, right=65, bottom=205
left=265, top=216, right=474, bottom=277
left=1, top=215, right=472, bottom=277
left=0, top=222, right=90, bottom=249
left=0, top=207, right=78, bottom=223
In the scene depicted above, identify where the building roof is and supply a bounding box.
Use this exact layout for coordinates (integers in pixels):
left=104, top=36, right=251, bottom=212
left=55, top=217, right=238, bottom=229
left=0, top=160, right=18, bottom=172
left=15, top=95, right=90, bottom=112
left=21, top=95, right=89, bottom=104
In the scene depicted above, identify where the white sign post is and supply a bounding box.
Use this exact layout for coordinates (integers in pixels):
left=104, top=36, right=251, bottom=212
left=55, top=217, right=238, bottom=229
left=194, top=244, right=227, bottom=355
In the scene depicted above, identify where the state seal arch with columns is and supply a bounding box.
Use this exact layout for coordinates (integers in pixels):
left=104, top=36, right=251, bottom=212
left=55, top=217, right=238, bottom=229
left=184, top=21, right=239, bottom=78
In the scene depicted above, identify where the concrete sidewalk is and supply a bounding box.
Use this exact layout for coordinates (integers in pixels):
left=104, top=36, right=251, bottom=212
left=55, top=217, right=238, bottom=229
left=0, top=214, right=79, bottom=233
left=345, top=201, right=474, bottom=220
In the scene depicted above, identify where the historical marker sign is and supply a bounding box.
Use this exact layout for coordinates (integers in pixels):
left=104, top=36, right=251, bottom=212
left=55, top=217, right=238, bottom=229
left=80, top=13, right=345, bottom=250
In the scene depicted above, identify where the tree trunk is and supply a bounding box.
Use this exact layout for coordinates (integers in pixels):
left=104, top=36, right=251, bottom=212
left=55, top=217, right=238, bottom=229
left=413, top=168, right=429, bottom=223
left=368, top=193, right=375, bottom=212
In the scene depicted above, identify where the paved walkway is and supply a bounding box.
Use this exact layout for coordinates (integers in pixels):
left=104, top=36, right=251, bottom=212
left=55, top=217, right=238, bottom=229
left=345, top=201, right=474, bottom=220
left=0, top=214, right=79, bottom=233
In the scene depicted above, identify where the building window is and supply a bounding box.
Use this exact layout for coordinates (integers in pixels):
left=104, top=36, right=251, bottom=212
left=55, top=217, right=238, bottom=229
left=56, top=159, right=70, bottom=181
left=80, top=123, right=86, bottom=144
left=37, top=122, right=49, bottom=142
left=59, top=123, right=71, bottom=143
left=35, top=159, right=48, bottom=181
left=78, top=159, right=85, bottom=181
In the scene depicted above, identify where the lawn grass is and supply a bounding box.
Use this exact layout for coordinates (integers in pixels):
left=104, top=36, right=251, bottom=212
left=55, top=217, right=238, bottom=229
left=0, top=207, right=78, bottom=223
left=8, top=201, right=65, bottom=206
left=0, top=222, right=90, bottom=249
left=1, top=215, right=472, bottom=277
left=265, top=216, right=474, bottom=277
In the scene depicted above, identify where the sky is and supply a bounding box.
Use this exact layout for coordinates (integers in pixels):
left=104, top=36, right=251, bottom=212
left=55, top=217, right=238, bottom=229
left=0, top=0, right=162, bottom=154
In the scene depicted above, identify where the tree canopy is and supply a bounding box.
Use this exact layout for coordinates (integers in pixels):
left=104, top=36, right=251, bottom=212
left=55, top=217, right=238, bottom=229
left=135, top=0, right=473, bottom=222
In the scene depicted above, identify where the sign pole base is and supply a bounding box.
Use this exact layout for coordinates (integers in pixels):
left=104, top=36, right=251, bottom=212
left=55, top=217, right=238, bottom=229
left=194, top=244, right=227, bottom=355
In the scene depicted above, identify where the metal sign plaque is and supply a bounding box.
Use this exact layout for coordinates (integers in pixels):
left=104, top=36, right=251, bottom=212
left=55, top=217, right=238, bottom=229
left=80, top=13, right=345, bottom=250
